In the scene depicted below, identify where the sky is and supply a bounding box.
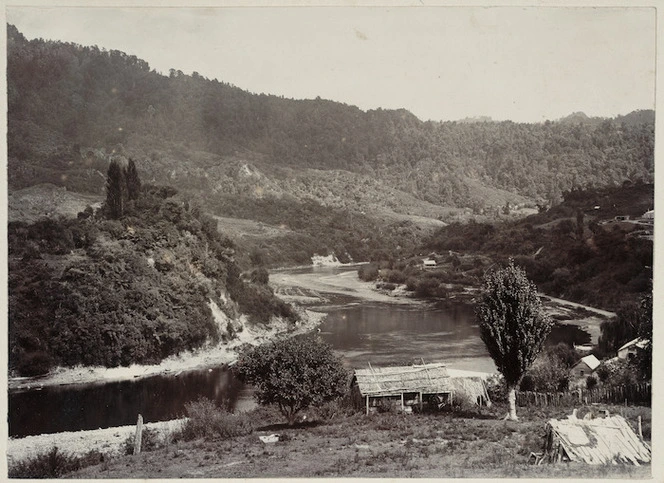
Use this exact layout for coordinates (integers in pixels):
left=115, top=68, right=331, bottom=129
left=5, top=5, right=657, bottom=123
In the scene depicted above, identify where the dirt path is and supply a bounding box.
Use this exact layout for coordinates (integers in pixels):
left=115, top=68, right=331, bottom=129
left=542, top=295, right=616, bottom=318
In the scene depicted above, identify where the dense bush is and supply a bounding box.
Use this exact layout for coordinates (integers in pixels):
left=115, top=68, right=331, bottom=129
left=358, top=264, right=379, bottom=282
left=520, top=343, right=578, bottom=392
left=177, top=398, right=254, bottom=441
left=8, top=182, right=297, bottom=374
left=421, top=184, right=653, bottom=311
left=235, top=335, right=348, bottom=425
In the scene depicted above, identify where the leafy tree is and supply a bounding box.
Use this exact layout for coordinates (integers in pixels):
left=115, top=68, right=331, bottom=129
left=235, top=335, right=348, bottom=425
left=520, top=343, right=577, bottom=392
left=635, top=292, right=652, bottom=380
left=125, top=158, right=142, bottom=201
left=105, top=160, right=126, bottom=219
left=598, top=293, right=651, bottom=356
left=476, top=259, right=552, bottom=420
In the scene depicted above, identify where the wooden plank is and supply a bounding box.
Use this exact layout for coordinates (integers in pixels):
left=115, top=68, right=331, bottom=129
left=134, top=414, right=143, bottom=455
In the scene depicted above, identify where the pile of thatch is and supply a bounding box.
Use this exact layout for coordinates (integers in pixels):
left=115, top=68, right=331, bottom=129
left=540, top=411, right=651, bottom=465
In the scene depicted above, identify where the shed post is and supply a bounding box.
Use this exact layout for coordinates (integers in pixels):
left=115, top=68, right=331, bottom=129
left=638, top=416, right=643, bottom=438
left=401, top=393, right=404, bottom=412
left=419, top=391, right=423, bottom=412
left=366, top=395, right=370, bottom=415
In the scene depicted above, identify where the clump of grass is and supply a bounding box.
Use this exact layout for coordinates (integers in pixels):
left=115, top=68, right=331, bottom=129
left=8, top=446, right=104, bottom=478
left=121, top=427, right=162, bottom=455
left=175, top=397, right=254, bottom=441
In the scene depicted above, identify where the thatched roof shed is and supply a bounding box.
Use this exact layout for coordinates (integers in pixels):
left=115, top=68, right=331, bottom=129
left=352, top=362, right=490, bottom=414
left=542, top=413, right=651, bottom=465
left=354, top=362, right=453, bottom=397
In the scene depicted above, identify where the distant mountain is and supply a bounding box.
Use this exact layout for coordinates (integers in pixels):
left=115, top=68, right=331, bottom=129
left=7, top=23, right=655, bottom=219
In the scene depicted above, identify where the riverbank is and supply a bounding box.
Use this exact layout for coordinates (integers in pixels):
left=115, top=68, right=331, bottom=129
left=276, top=264, right=611, bottom=346
left=8, top=309, right=326, bottom=393
left=7, top=419, right=185, bottom=466
left=270, top=268, right=428, bottom=306
left=66, top=403, right=652, bottom=479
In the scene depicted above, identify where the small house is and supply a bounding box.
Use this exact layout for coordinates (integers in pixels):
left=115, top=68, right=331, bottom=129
left=538, top=411, right=651, bottom=465
left=351, top=362, right=490, bottom=414
left=423, top=259, right=437, bottom=268
left=571, top=354, right=601, bottom=379
left=617, top=338, right=648, bottom=361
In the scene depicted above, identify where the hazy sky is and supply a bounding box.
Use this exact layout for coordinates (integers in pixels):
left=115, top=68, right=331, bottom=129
left=6, top=5, right=657, bottom=123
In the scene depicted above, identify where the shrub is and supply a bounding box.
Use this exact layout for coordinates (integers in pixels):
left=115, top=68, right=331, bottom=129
left=178, top=398, right=254, bottom=441
left=485, top=375, right=507, bottom=403
left=235, top=335, right=348, bottom=425
left=121, top=428, right=162, bottom=455
left=16, top=351, right=53, bottom=377
left=586, top=375, right=598, bottom=390
left=382, top=269, right=407, bottom=284
left=7, top=447, right=102, bottom=478
left=358, top=264, right=379, bottom=282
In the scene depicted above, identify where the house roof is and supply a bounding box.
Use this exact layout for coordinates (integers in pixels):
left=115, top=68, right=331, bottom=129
left=547, top=415, right=651, bottom=465
left=574, top=354, right=601, bottom=371
left=354, top=363, right=453, bottom=397
left=618, top=338, right=648, bottom=353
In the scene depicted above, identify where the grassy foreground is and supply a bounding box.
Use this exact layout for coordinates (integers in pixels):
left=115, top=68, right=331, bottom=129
left=66, top=402, right=651, bottom=479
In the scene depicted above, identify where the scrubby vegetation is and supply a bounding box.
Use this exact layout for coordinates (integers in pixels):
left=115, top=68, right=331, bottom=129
left=176, top=398, right=255, bottom=442
left=62, top=401, right=650, bottom=479
left=235, top=335, right=348, bottom=425
left=8, top=447, right=105, bottom=479
left=370, top=183, right=652, bottom=311
left=8, top=175, right=296, bottom=376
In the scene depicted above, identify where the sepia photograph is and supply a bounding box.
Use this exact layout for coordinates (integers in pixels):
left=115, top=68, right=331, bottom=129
left=4, top=1, right=658, bottom=479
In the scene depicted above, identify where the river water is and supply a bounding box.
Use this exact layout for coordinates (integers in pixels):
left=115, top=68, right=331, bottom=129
left=8, top=265, right=590, bottom=437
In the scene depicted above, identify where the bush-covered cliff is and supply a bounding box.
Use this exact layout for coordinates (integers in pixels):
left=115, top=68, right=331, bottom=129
left=8, top=180, right=296, bottom=376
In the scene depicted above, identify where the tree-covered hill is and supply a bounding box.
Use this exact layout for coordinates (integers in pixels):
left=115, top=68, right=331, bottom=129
left=8, top=180, right=297, bottom=376
left=7, top=24, right=654, bottom=214
left=421, top=183, right=654, bottom=310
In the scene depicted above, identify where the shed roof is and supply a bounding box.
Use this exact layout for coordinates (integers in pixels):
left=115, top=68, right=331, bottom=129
left=574, top=354, right=601, bottom=371
left=354, top=363, right=452, bottom=397
left=618, top=337, right=648, bottom=353
left=547, top=415, right=651, bottom=465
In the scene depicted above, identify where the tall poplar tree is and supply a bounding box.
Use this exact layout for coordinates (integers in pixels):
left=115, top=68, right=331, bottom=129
left=125, top=158, right=141, bottom=201
left=476, top=259, right=552, bottom=420
left=105, top=159, right=126, bottom=219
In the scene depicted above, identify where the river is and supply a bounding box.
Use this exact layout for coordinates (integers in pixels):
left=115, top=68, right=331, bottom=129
left=8, top=265, right=593, bottom=438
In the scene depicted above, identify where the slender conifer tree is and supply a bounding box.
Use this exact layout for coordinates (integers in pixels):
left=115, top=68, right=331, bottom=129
left=105, top=159, right=126, bottom=219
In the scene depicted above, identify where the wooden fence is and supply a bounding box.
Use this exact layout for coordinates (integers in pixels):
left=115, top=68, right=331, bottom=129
left=516, top=383, right=651, bottom=407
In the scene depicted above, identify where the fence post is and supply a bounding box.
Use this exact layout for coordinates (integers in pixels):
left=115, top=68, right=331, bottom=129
left=134, top=414, right=144, bottom=455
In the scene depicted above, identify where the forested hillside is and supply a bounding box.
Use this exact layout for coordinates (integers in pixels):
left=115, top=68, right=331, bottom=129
left=7, top=24, right=654, bottom=214
left=424, top=183, right=653, bottom=310
left=8, top=178, right=296, bottom=376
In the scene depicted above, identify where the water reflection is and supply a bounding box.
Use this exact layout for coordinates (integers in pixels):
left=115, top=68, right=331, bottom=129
left=9, top=367, right=250, bottom=437
left=9, top=266, right=592, bottom=437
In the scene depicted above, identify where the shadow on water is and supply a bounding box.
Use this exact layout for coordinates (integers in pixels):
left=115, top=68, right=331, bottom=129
left=8, top=367, right=250, bottom=437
